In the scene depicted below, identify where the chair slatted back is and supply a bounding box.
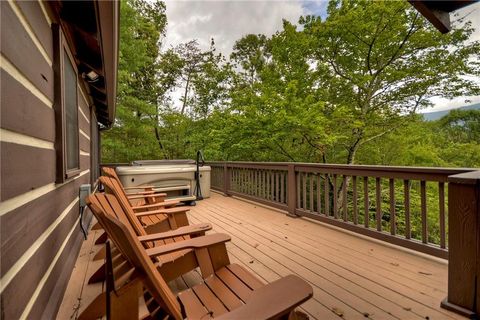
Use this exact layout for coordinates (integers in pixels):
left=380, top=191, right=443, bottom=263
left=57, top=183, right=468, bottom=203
left=93, top=184, right=146, bottom=238
left=87, top=193, right=183, bottom=320
left=102, top=167, right=121, bottom=182
left=99, top=176, right=149, bottom=236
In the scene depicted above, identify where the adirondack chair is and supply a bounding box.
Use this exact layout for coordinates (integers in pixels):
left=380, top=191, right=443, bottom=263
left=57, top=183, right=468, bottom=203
left=92, top=168, right=181, bottom=243
left=102, top=166, right=177, bottom=207
left=88, top=184, right=212, bottom=285
left=84, top=193, right=313, bottom=320
left=100, top=176, right=191, bottom=233
left=80, top=192, right=217, bottom=318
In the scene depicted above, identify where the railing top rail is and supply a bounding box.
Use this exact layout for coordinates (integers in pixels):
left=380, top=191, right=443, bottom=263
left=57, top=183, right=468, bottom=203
left=207, top=161, right=479, bottom=182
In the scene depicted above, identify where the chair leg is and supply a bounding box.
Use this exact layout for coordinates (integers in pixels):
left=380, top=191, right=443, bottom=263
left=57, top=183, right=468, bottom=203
left=88, top=264, right=106, bottom=284
left=91, top=221, right=103, bottom=230
left=93, top=245, right=106, bottom=261
left=110, top=278, right=143, bottom=320
left=288, top=310, right=309, bottom=320
left=77, top=292, right=106, bottom=320
left=95, top=231, right=108, bottom=244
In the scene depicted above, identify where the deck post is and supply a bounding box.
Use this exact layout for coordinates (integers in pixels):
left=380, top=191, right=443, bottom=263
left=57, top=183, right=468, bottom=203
left=223, top=162, right=230, bottom=196
left=287, top=164, right=298, bottom=217
left=441, top=171, right=480, bottom=318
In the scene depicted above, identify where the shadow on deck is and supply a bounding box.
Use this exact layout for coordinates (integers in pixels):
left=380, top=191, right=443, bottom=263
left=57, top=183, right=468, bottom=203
left=58, top=191, right=461, bottom=320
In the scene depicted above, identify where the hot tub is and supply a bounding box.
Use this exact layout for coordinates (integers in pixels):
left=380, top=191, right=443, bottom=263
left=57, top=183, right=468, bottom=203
left=116, top=161, right=211, bottom=204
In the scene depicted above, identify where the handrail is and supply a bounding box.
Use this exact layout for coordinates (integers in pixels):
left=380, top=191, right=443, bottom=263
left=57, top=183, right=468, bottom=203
left=209, top=161, right=480, bottom=259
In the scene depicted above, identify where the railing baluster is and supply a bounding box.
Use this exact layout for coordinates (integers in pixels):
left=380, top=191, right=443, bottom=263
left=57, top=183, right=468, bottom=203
left=280, top=172, right=285, bottom=204
left=353, top=176, right=358, bottom=224
left=439, top=182, right=446, bottom=249
left=324, top=174, right=329, bottom=216
left=275, top=172, right=280, bottom=202
left=404, top=179, right=411, bottom=239
left=249, top=169, right=253, bottom=195
left=309, top=174, right=315, bottom=212
left=252, top=170, right=255, bottom=196
left=364, top=177, right=369, bottom=228
left=268, top=171, right=272, bottom=200
left=333, top=174, right=338, bottom=219
left=343, top=175, right=348, bottom=221
left=302, top=173, right=307, bottom=210
left=271, top=171, right=275, bottom=201
left=260, top=169, right=267, bottom=199
left=287, top=165, right=296, bottom=215
left=421, top=180, right=428, bottom=244
left=254, top=170, right=257, bottom=196
left=317, top=174, right=322, bottom=214
left=206, top=161, right=471, bottom=260
left=390, top=178, right=396, bottom=235
left=296, top=172, right=301, bottom=209
left=376, top=177, right=382, bottom=231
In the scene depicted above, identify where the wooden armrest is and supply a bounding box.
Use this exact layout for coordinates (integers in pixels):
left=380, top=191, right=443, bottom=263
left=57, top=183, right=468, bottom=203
left=127, top=191, right=167, bottom=197
left=126, top=190, right=154, bottom=196
left=123, top=185, right=156, bottom=190
left=126, top=193, right=167, bottom=200
left=137, top=223, right=212, bottom=242
left=146, top=233, right=231, bottom=257
left=215, top=275, right=313, bottom=320
left=135, top=206, right=189, bottom=217
left=131, top=199, right=180, bottom=211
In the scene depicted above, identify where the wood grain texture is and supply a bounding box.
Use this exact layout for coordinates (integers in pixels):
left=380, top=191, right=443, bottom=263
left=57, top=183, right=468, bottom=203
left=0, top=70, right=55, bottom=142
left=1, top=203, right=80, bottom=320
left=0, top=142, right=56, bottom=201
left=1, top=2, right=53, bottom=100
left=15, top=0, right=53, bottom=58
left=1, top=174, right=89, bottom=273
left=446, top=181, right=478, bottom=313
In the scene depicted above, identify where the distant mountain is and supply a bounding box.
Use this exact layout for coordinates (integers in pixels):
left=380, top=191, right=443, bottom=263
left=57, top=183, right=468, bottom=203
left=421, top=103, right=480, bottom=121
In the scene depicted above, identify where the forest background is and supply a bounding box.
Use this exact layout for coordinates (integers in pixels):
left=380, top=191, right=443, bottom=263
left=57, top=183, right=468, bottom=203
left=103, top=0, right=480, bottom=168
left=102, top=0, right=480, bottom=244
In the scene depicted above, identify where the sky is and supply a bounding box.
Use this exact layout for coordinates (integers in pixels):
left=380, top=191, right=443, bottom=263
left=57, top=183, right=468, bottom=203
left=162, top=0, right=480, bottom=113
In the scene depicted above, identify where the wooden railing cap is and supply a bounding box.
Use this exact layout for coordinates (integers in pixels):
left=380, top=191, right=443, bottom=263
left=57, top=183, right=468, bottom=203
left=448, top=170, right=480, bottom=185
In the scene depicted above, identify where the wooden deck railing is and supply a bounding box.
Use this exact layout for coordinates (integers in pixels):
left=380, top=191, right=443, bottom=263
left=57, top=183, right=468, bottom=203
left=209, top=161, right=478, bottom=260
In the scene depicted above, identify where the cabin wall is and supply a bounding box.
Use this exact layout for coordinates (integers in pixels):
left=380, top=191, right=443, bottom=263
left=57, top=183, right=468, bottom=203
left=0, top=1, right=99, bottom=319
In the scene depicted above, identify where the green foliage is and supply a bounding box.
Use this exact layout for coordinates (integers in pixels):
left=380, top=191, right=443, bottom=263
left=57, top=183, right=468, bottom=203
left=103, top=0, right=479, bottom=171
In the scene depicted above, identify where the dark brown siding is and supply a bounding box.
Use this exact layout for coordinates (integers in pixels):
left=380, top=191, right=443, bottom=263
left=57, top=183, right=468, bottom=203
left=80, top=154, right=90, bottom=171
left=0, top=2, right=98, bottom=319
left=0, top=174, right=89, bottom=274
left=15, top=1, right=53, bottom=59
left=1, top=203, right=80, bottom=320
left=0, top=142, right=56, bottom=201
left=27, top=211, right=93, bottom=320
left=0, top=2, right=53, bottom=101
left=0, top=70, right=55, bottom=142
left=80, top=135, right=90, bottom=152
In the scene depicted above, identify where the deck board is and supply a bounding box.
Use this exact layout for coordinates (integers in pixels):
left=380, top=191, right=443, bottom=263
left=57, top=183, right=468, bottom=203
left=188, top=192, right=461, bottom=320
left=58, top=192, right=461, bottom=320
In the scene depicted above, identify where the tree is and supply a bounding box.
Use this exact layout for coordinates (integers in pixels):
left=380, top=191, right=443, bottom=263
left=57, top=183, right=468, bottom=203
left=102, top=0, right=167, bottom=162
left=300, top=0, right=480, bottom=165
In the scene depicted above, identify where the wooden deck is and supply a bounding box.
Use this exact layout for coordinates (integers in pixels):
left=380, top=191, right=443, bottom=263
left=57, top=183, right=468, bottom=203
left=58, top=191, right=461, bottom=320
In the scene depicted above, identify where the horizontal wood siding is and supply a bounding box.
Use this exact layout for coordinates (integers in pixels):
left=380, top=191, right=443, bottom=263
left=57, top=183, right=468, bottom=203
left=15, top=1, right=53, bottom=59
left=0, top=2, right=95, bottom=319
left=1, top=142, right=56, bottom=201
left=1, top=201, right=79, bottom=320
left=27, top=218, right=90, bottom=319
left=1, top=1, right=53, bottom=101
left=1, top=173, right=89, bottom=273
left=80, top=135, right=90, bottom=152
left=0, top=70, right=55, bottom=142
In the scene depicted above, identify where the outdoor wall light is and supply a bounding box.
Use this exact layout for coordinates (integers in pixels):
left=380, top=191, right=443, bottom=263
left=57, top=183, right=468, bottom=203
left=84, top=70, right=99, bottom=82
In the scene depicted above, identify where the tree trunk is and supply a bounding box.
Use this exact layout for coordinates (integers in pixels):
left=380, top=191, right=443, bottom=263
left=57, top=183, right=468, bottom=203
left=181, top=74, right=191, bottom=115
left=337, top=131, right=364, bottom=214
left=154, top=126, right=167, bottom=159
